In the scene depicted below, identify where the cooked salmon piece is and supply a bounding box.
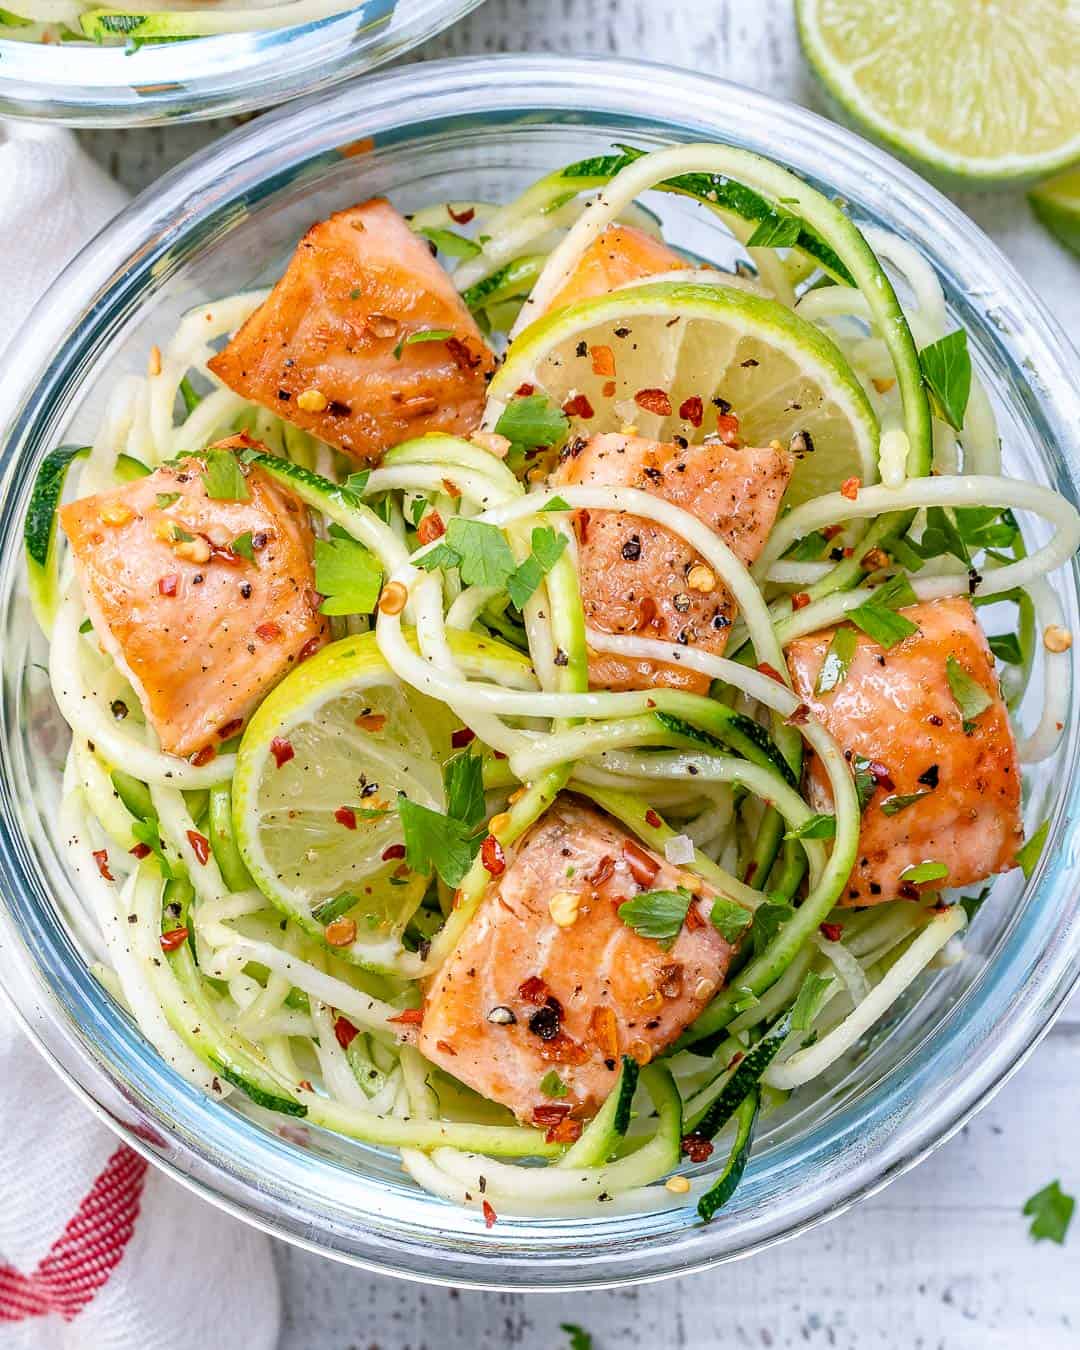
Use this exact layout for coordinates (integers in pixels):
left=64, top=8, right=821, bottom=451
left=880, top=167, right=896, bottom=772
left=60, top=454, right=327, bottom=760
left=207, top=199, right=495, bottom=462
left=545, top=224, right=689, bottom=314
left=419, top=796, right=735, bottom=1124
left=786, top=597, right=1022, bottom=905
left=553, top=432, right=792, bottom=694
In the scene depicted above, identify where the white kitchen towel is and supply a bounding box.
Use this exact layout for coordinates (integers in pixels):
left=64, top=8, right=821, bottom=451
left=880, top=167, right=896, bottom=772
left=0, top=121, right=280, bottom=1350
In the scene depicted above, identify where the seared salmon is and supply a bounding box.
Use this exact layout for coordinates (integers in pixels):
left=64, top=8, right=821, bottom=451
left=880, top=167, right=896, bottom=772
left=553, top=432, right=792, bottom=694
left=207, top=199, right=495, bottom=462
left=546, top=224, right=688, bottom=314
left=419, top=796, right=735, bottom=1124
left=60, top=454, right=327, bottom=760
left=786, top=597, right=1022, bottom=904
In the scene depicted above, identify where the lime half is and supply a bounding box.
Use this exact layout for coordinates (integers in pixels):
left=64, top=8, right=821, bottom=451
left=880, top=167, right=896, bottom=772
left=489, top=280, right=879, bottom=506
left=1030, top=168, right=1080, bottom=257
left=798, top=0, right=1080, bottom=185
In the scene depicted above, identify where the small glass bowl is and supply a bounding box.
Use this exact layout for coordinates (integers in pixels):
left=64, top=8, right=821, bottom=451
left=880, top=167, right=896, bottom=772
left=1, top=55, right=1079, bottom=1288
left=0, top=0, right=483, bottom=126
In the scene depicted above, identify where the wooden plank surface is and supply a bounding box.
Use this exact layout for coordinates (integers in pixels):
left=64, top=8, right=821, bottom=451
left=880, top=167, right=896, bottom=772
left=75, top=1, right=1080, bottom=1343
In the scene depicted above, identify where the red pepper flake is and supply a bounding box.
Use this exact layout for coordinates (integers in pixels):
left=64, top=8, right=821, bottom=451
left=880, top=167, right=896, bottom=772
left=381, top=843, right=407, bottom=861
left=823, top=524, right=844, bottom=541
left=481, top=834, right=506, bottom=876
left=678, top=396, right=704, bottom=428
left=622, top=839, right=660, bottom=888
left=92, top=849, right=114, bottom=881
left=842, top=547, right=854, bottom=558
left=186, top=830, right=210, bottom=865
left=355, top=713, right=387, bottom=733
left=681, top=1133, right=714, bottom=1163
left=217, top=717, right=244, bottom=740
left=577, top=508, right=590, bottom=544
left=159, top=927, right=189, bottom=953
left=602, top=380, right=617, bottom=398
left=791, top=592, right=811, bottom=611
left=716, top=412, right=740, bottom=445
left=334, top=1016, right=359, bottom=1049
left=451, top=727, right=476, bottom=749
left=588, top=855, right=616, bottom=889
left=270, top=736, right=294, bottom=768
left=840, top=477, right=861, bottom=501
left=190, top=745, right=216, bottom=767
left=786, top=703, right=811, bottom=726
left=644, top=808, right=662, bottom=828
left=756, top=662, right=786, bottom=684
left=634, top=388, right=672, bottom=417
left=334, top=806, right=357, bottom=830
left=447, top=204, right=475, bottom=225
left=492, top=749, right=507, bottom=760
left=446, top=336, right=482, bottom=371
left=388, top=1008, right=424, bottom=1025
left=256, top=622, right=282, bottom=642
left=435, top=1039, right=457, bottom=1056
left=519, top=975, right=551, bottom=1004
left=129, top=843, right=152, bottom=860
left=590, top=344, right=616, bottom=377
left=417, top=511, right=445, bottom=545
left=744, top=860, right=758, bottom=885
left=539, top=1031, right=590, bottom=1066
left=298, top=1080, right=314, bottom=1093
left=532, top=1103, right=572, bottom=1126
left=297, top=635, right=322, bottom=664
left=482, top=1199, right=497, bottom=1229
left=547, top=1117, right=583, bottom=1145
left=868, top=761, right=895, bottom=792
left=819, top=922, right=844, bottom=943
left=562, top=393, right=595, bottom=419
left=515, top=383, right=535, bottom=397
left=442, top=478, right=462, bottom=500
left=157, top=573, right=179, bottom=597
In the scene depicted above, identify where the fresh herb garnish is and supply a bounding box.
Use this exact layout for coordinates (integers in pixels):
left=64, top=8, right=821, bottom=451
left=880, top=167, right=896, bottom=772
left=791, top=971, right=833, bottom=1033
left=960, top=886, right=990, bottom=922
left=397, top=795, right=480, bottom=888
left=848, top=574, right=919, bottom=649
left=852, top=754, right=876, bottom=813
left=918, top=330, right=971, bottom=432
left=746, top=207, right=803, bottom=250
left=708, top=897, right=752, bottom=944
left=155, top=492, right=181, bottom=510
left=916, top=505, right=970, bottom=565
left=561, top=1326, right=593, bottom=1350
left=443, top=752, right=486, bottom=832
left=900, top=860, right=949, bottom=886
left=201, top=449, right=250, bottom=502
left=784, top=813, right=837, bottom=841
left=392, top=328, right=454, bottom=360
left=79, top=617, right=93, bottom=635
left=1016, top=818, right=1050, bottom=880
left=954, top=504, right=1019, bottom=552
left=988, top=631, right=1023, bottom=665
left=415, top=517, right=517, bottom=590
left=1023, top=1181, right=1074, bottom=1245
left=784, top=529, right=828, bottom=562
left=417, top=226, right=482, bottom=259
left=312, top=892, right=360, bottom=924
left=314, top=532, right=383, bottom=616
left=541, top=495, right=572, bottom=513
left=494, top=393, right=569, bottom=457
left=231, top=531, right=255, bottom=562
left=131, top=816, right=177, bottom=881
left=816, top=625, right=857, bottom=694
left=540, top=1069, right=568, bottom=1098
left=617, top=887, right=693, bottom=949
left=750, top=899, right=795, bottom=960
left=945, top=654, right=992, bottom=733
left=344, top=469, right=371, bottom=496
left=506, top=526, right=568, bottom=610
left=880, top=791, right=931, bottom=816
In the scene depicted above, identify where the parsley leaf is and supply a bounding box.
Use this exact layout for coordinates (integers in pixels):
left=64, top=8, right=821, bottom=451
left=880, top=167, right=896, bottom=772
left=945, top=654, right=992, bottom=732
left=960, top=886, right=990, bottom=922
left=709, top=897, right=752, bottom=944
left=617, top=887, right=692, bottom=949
left=784, top=813, right=837, bottom=841
left=201, top=449, right=250, bottom=502
left=900, top=860, right=949, bottom=886
left=540, top=1069, right=568, bottom=1098
left=397, top=796, right=480, bottom=888
left=848, top=574, right=919, bottom=649
left=880, top=791, right=931, bottom=816
left=1023, top=1181, right=1075, bottom=1245
left=415, top=539, right=463, bottom=573
left=791, top=971, right=833, bottom=1032
left=541, top=495, right=572, bottom=513
left=393, top=328, right=454, bottom=360
left=784, top=529, right=828, bottom=562
left=746, top=207, right=803, bottom=249
left=506, top=526, right=568, bottom=609
left=919, top=330, right=971, bottom=432
left=314, top=534, right=383, bottom=616
left=954, top=505, right=1019, bottom=552
left=344, top=469, right=370, bottom=495
left=988, top=632, right=1023, bottom=665
left=750, top=899, right=795, bottom=960
left=444, top=517, right=516, bottom=589
left=852, top=755, right=876, bottom=813
left=561, top=1326, right=593, bottom=1350
left=155, top=492, right=181, bottom=509
left=231, top=531, right=255, bottom=562
left=816, top=625, right=857, bottom=694
left=494, top=393, right=569, bottom=455
left=1017, top=818, right=1050, bottom=880
left=443, top=752, right=486, bottom=832
left=417, top=226, right=482, bottom=259
left=916, top=506, right=970, bottom=565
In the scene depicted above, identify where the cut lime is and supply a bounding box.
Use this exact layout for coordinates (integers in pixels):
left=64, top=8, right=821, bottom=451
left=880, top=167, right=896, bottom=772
left=489, top=280, right=879, bottom=506
left=797, top=0, right=1080, bottom=185
left=1029, top=168, right=1080, bottom=257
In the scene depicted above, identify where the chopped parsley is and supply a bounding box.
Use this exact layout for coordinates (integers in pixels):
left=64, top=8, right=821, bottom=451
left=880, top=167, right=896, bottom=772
left=314, top=528, right=383, bottom=616
left=541, top=495, right=572, bottom=513
left=344, top=469, right=371, bottom=495
left=617, top=887, right=693, bottom=949
left=201, top=449, right=250, bottom=502
left=945, top=654, right=992, bottom=732
left=415, top=517, right=516, bottom=589
left=708, top=897, right=752, bottom=944
left=155, top=492, right=181, bottom=510
left=847, top=573, right=919, bottom=649
left=231, top=531, right=255, bottom=562
left=506, top=526, right=568, bottom=610
left=791, top=971, right=833, bottom=1033
left=494, top=392, right=569, bottom=457
left=539, top=1070, right=568, bottom=1098
left=417, top=227, right=482, bottom=259
left=960, top=886, right=990, bottom=922
left=397, top=796, right=480, bottom=888
left=918, top=329, right=971, bottom=432
left=880, top=791, right=931, bottom=816
left=784, top=813, right=837, bottom=841
left=988, top=631, right=1023, bottom=665
left=561, top=1326, right=593, bottom=1350
left=443, top=751, right=486, bottom=832
left=784, top=529, right=828, bottom=562
left=899, top=860, right=949, bottom=886
left=131, top=816, right=177, bottom=881
left=1016, top=818, right=1050, bottom=880
left=816, top=625, right=857, bottom=694
left=852, top=754, right=877, bottom=813
left=393, top=328, right=454, bottom=360
left=1023, top=1181, right=1074, bottom=1245
left=750, top=899, right=795, bottom=960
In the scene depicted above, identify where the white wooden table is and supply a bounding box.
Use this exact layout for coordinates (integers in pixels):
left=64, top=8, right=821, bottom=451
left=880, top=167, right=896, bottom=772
left=77, top=2, right=1080, bottom=1344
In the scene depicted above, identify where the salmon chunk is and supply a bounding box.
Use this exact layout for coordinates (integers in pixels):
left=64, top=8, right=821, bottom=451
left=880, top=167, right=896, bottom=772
left=786, top=597, right=1022, bottom=905
left=419, top=797, right=735, bottom=1124
left=553, top=432, right=792, bottom=694
left=60, top=454, right=327, bottom=760
left=207, top=199, right=495, bottom=462
left=546, top=224, right=688, bottom=314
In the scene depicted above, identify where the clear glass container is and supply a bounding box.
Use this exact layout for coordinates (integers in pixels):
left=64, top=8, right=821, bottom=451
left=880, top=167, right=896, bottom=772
left=1, top=54, right=1078, bottom=1288
left=0, top=0, right=483, bottom=125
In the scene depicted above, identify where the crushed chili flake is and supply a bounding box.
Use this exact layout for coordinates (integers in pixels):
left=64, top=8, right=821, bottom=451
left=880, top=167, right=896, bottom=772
left=217, top=718, right=244, bottom=740
left=898, top=881, right=920, bottom=901
left=791, top=592, right=811, bottom=610
left=334, top=806, right=357, bottom=830
left=589, top=1005, right=619, bottom=1062
left=381, top=843, right=407, bottom=861
left=681, top=1133, right=714, bottom=1163
left=602, top=380, right=617, bottom=398
left=482, top=1199, right=497, bottom=1229
left=786, top=703, right=811, bottom=726
left=634, top=388, right=672, bottom=417
left=270, top=736, right=295, bottom=768
left=819, top=922, right=844, bottom=943
left=644, top=808, right=662, bottom=828
left=532, top=1103, right=572, bottom=1126
left=451, top=727, right=476, bottom=749
left=129, top=843, right=152, bottom=860
left=518, top=976, right=551, bottom=1004
left=515, top=383, right=535, bottom=397
left=190, top=745, right=216, bottom=767
left=92, top=849, right=114, bottom=881
left=622, top=839, right=660, bottom=888
left=562, top=393, right=595, bottom=419
left=756, top=662, right=785, bottom=684
left=744, top=860, right=758, bottom=885
left=678, top=396, right=704, bottom=428
left=255, top=622, right=282, bottom=642
left=355, top=713, right=388, bottom=733
left=334, top=1016, right=359, bottom=1049
left=840, top=477, right=861, bottom=501
left=588, top=855, right=616, bottom=889
left=157, top=573, right=179, bottom=597
left=539, top=1031, right=589, bottom=1065
left=715, top=412, right=740, bottom=445
left=435, top=1039, right=457, bottom=1056
left=446, top=336, right=482, bottom=371
left=387, top=1008, right=424, bottom=1025
left=186, top=830, right=210, bottom=865
left=590, top=344, right=616, bottom=377
left=823, top=524, right=844, bottom=540
left=447, top=204, right=475, bottom=225
left=481, top=834, right=506, bottom=876
left=417, top=511, right=445, bottom=545
left=547, top=1117, right=583, bottom=1145
left=159, top=927, right=189, bottom=953
left=684, top=903, right=706, bottom=931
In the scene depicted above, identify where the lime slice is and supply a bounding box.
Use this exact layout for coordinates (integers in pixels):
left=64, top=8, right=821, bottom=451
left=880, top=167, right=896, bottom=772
left=1030, top=168, right=1080, bottom=257
left=797, top=0, right=1080, bottom=184
left=489, top=280, right=878, bottom=506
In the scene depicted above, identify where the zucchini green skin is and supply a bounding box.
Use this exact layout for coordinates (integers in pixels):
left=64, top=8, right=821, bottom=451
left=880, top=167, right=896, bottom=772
left=653, top=709, right=799, bottom=791
left=692, top=1012, right=791, bottom=1140
left=558, top=1056, right=639, bottom=1168
left=25, top=445, right=85, bottom=632
left=461, top=254, right=546, bottom=313
left=208, top=785, right=254, bottom=893
left=697, top=1089, right=759, bottom=1222
left=111, top=769, right=155, bottom=823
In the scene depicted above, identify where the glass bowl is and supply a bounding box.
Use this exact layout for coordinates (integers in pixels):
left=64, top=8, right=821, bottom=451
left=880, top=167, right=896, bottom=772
left=1, top=54, right=1079, bottom=1289
left=0, top=0, right=483, bottom=126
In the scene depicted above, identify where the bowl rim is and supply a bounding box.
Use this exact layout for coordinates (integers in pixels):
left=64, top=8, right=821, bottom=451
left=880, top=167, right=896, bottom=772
left=0, top=0, right=485, bottom=127
left=1, top=52, right=1079, bottom=1289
